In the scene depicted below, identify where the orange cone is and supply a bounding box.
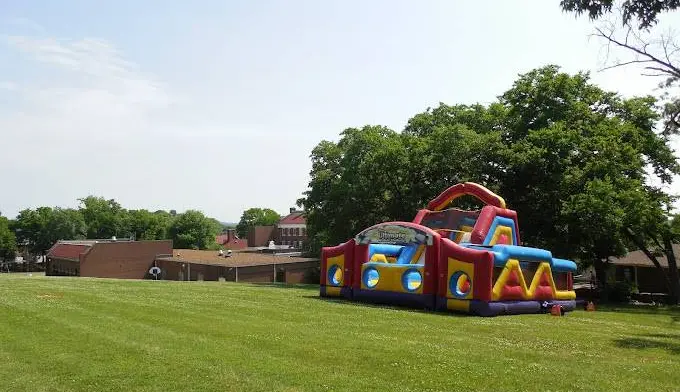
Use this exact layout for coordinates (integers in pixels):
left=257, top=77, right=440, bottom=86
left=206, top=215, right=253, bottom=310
left=550, top=304, right=563, bottom=316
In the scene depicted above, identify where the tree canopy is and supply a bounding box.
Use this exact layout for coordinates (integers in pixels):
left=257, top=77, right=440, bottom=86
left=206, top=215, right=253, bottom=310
left=168, top=210, right=222, bottom=250
left=5, top=198, right=226, bottom=254
left=0, top=214, right=17, bottom=261
left=298, top=65, right=679, bottom=283
left=560, top=0, right=680, bottom=303
left=560, top=0, right=680, bottom=30
left=236, top=208, right=281, bottom=237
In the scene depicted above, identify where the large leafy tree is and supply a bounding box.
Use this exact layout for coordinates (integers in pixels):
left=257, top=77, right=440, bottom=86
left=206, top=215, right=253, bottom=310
left=561, top=0, right=680, bottom=302
left=299, top=65, right=680, bottom=303
left=12, top=207, right=87, bottom=255
left=125, top=209, right=172, bottom=240
left=496, top=66, right=678, bottom=296
left=78, top=196, right=127, bottom=239
left=298, top=122, right=504, bottom=255
left=235, top=208, right=281, bottom=237
left=0, top=214, right=17, bottom=261
left=168, top=210, right=222, bottom=249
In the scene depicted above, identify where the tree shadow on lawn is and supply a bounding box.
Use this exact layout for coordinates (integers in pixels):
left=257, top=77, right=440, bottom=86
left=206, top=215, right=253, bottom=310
left=302, top=295, right=471, bottom=318
left=589, top=302, right=680, bottom=317
left=614, top=333, right=680, bottom=355
left=248, top=282, right=320, bottom=291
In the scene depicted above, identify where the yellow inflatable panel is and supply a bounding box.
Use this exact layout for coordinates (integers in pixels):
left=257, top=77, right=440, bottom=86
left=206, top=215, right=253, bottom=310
left=447, top=299, right=470, bottom=312
left=492, top=260, right=577, bottom=301
left=325, top=286, right=342, bottom=297
left=360, top=263, right=424, bottom=294
left=447, top=258, right=475, bottom=300
left=489, top=226, right=514, bottom=245
left=326, top=254, right=345, bottom=287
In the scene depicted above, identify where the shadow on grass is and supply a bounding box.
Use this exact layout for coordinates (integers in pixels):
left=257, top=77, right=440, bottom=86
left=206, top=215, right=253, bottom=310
left=249, top=282, right=320, bottom=291
left=588, top=302, right=680, bottom=317
left=303, top=295, right=470, bottom=318
left=614, top=334, right=680, bottom=355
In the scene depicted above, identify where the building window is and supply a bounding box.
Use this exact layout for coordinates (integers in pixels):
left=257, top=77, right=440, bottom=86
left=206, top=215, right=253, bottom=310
left=302, top=228, right=306, bottom=236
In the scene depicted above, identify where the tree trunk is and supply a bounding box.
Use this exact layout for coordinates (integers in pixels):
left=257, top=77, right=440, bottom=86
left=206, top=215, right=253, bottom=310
left=662, top=236, right=680, bottom=305
left=592, top=258, right=608, bottom=288
left=623, top=228, right=673, bottom=294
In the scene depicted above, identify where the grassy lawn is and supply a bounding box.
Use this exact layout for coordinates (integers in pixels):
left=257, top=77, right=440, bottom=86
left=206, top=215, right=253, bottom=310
left=1, top=274, right=679, bottom=392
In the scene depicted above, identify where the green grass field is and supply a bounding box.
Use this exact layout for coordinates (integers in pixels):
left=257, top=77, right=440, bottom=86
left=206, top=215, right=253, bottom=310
left=1, top=274, right=679, bottom=392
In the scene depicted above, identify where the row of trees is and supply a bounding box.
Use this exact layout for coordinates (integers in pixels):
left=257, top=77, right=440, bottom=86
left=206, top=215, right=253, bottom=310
left=0, top=196, right=226, bottom=259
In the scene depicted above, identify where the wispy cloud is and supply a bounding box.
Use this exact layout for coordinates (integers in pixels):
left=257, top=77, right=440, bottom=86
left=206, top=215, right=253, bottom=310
left=3, top=34, right=174, bottom=114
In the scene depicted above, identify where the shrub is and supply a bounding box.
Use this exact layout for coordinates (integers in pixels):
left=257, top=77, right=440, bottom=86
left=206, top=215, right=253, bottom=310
left=606, top=281, right=635, bottom=303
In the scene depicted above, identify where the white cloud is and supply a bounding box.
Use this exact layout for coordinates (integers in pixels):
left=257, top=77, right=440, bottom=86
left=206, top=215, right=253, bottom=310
left=3, top=34, right=174, bottom=114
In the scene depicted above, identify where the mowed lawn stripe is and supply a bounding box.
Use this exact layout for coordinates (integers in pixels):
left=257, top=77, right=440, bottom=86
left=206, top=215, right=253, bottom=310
left=1, top=275, right=679, bottom=391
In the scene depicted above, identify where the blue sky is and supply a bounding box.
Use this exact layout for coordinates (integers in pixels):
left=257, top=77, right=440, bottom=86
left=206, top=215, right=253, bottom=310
left=1, top=0, right=679, bottom=222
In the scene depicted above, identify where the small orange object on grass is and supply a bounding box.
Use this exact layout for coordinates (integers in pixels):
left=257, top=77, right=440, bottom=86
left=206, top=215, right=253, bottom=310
left=550, top=304, right=564, bottom=316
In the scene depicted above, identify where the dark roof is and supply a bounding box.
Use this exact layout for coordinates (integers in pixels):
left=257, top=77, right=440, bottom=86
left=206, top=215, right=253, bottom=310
left=609, top=244, right=680, bottom=268
left=47, top=244, right=91, bottom=261
left=156, top=249, right=317, bottom=267
left=279, top=211, right=305, bottom=225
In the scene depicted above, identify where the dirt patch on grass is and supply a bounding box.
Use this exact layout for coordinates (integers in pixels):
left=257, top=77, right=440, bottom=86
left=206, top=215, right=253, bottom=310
left=37, top=293, right=64, bottom=300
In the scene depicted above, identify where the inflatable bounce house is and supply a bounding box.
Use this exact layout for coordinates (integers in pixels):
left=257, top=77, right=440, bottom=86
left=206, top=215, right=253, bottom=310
left=319, top=182, right=577, bottom=316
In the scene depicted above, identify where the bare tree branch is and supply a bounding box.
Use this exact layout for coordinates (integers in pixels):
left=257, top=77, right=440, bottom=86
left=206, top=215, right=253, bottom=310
left=598, top=59, right=656, bottom=71
left=595, top=26, right=680, bottom=78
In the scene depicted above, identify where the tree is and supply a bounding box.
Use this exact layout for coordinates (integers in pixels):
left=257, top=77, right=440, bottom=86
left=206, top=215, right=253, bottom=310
left=125, top=209, right=172, bottom=240
left=12, top=207, right=86, bottom=256
left=298, top=122, right=504, bottom=256
left=561, top=0, right=680, bottom=303
left=299, top=66, right=680, bottom=304
left=560, top=0, right=679, bottom=135
left=168, top=210, right=222, bottom=249
left=560, top=0, right=680, bottom=30
left=78, top=196, right=126, bottom=239
left=0, top=214, right=17, bottom=260
left=235, top=208, right=281, bottom=237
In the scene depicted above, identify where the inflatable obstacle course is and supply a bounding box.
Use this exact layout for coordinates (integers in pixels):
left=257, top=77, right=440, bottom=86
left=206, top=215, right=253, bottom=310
left=319, top=182, right=577, bottom=316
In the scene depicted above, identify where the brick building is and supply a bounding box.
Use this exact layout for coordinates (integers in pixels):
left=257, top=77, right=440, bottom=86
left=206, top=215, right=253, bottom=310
left=276, top=208, right=307, bottom=248
left=246, top=208, right=308, bottom=249
left=247, top=225, right=276, bottom=248
left=153, top=248, right=319, bottom=283
left=216, top=229, right=247, bottom=250
left=46, top=239, right=173, bottom=279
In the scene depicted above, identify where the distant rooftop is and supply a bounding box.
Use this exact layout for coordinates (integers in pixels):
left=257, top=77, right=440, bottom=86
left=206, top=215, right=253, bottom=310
left=279, top=208, right=306, bottom=225
left=158, top=249, right=317, bottom=268
left=56, top=237, right=134, bottom=245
